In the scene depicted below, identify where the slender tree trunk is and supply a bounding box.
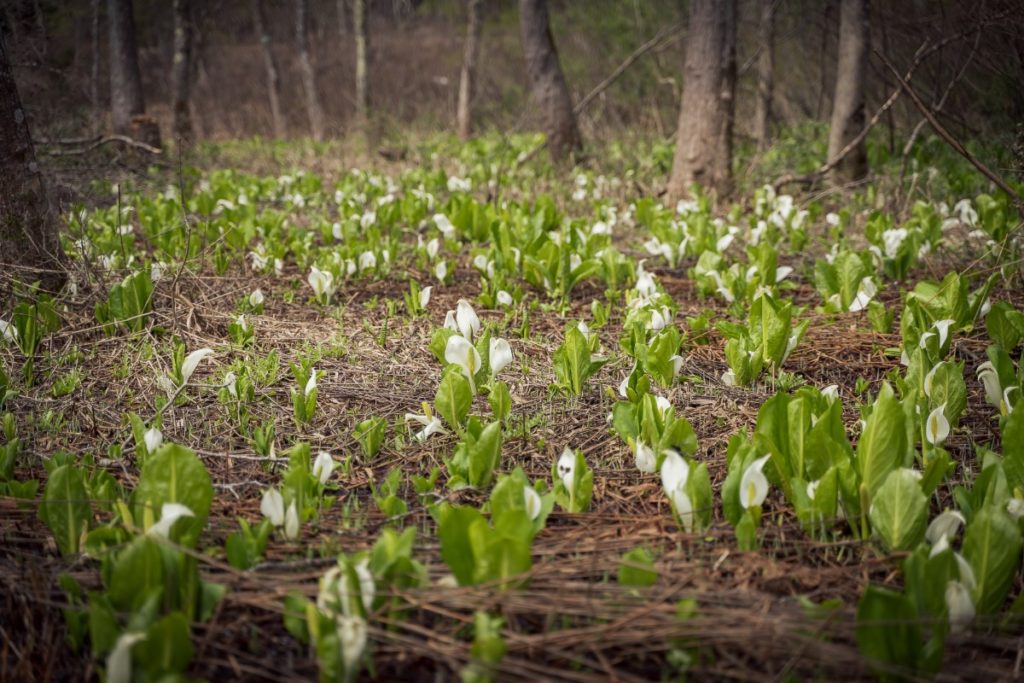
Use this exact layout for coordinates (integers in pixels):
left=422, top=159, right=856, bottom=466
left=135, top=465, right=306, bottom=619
left=518, top=0, right=580, bottom=163
left=171, top=0, right=193, bottom=143
left=827, top=0, right=868, bottom=183
left=456, top=0, right=483, bottom=140
left=353, top=0, right=368, bottom=125
left=296, top=0, right=325, bottom=140
left=337, top=0, right=348, bottom=36
left=252, top=0, right=285, bottom=138
left=667, top=0, right=736, bottom=201
left=91, top=0, right=101, bottom=130
left=754, top=0, right=774, bottom=151
left=0, top=33, right=65, bottom=294
left=108, top=0, right=160, bottom=147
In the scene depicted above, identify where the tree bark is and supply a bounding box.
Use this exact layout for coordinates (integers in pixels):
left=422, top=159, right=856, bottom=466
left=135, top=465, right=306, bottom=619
left=91, top=0, right=101, bottom=130
left=353, top=0, right=369, bottom=125
left=0, top=33, right=65, bottom=294
left=827, top=0, right=869, bottom=183
left=667, top=0, right=736, bottom=201
left=171, top=0, right=193, bottom=144
left=252, top=0, right=285, bottom=138
left=337, top=0, right=349, bottom=36
left=108, top=0, right=159, bottom=148
left=296, top=0, right=325, bottom=140
left=518, top=0, right=580, bottom=163
left=456, top=0, right=483, bottom=140
left=754, top=0, right=774, bottom=151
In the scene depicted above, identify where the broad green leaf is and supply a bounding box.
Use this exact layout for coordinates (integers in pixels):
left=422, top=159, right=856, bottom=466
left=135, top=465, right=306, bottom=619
left=488, top=380, right=511, bottom=421
left=136, top=612, right=194, bottom=676
left=618, top=547, right=658, bottom=587
left=1002, top=409, right=1024, bottom=492
left=962, top=507, right=1022, bottom=614
left=869, top=469, right=927, bottom=552
left=434, top=369, right=472, bottom=432
left=857, top=384, right=907, bottom=497
left=107, top=536, right=165, bottom=613
left=38, top=465, right=90, bottom=557
left=436, top=504, right=485, bottom=585
left=132, top=443, right=213, bottom=547
left=855, top=585, right=922, bottom=682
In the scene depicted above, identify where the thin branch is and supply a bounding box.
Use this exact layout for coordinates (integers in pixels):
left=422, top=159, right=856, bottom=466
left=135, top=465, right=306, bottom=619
left=876, top=49, right=1024, bottom=209
left=38, top=134, right=162, bottom=156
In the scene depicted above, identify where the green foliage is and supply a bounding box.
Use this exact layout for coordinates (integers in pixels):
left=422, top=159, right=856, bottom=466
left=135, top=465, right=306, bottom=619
left=95, top=269, right=154, bottom=334
left=552, top=324, right=607, bottom=396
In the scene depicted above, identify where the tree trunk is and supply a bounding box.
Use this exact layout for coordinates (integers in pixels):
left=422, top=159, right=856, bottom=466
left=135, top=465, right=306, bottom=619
left=252, top=0, right=285, bottom=138
left=0, top=33, right=65, bottom=294
left=667, top=0, right=736, bottom=201
left=337, top=0, right=348, bottom=36
left=518, top=0, right=580, bottom=163
left=295, top=0, right=325, bottom=140
left=827, top=0, right=868, bottom=183
left=91, top=0, right=101, bottom=131
left=754, top=0, right=774, bottom=151
left=353, top=0, right=368, bottom=125
left=108, top=0, right=160, bottom=148
left=171, top=0, right=193, bottom=144
left=456, top=0, right=483, bottom=140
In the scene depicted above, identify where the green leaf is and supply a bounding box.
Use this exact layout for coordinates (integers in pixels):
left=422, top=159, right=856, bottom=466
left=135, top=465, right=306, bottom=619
left=925, top=361, right=967, bottom=426
left=962, top=507, right=1023, bottom=614
left=857, top=383, right=907, bottom=497
left=132, top=443, right=213, bottom=547
left=855, top=585, right=922, bottom=682
left=435, top=369, right=472, bottom=433
left=869, top=469, right=927, bottom=552
left=136, top=612, right=194, bottom=676
left=488, top=380, right=511, bottom=422
left=38, top=465, right=90, bottom=557
left=436, top=504, right=485, bottom=585
left=618, top=547, right=658, bottom=587
left=1002, top=409, right=1024, bottom=492
left=107, top=536, right=165, bottom=613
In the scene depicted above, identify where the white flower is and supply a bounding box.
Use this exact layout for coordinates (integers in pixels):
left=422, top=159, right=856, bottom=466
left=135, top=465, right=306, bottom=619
left=882, top=228, right=909, bottom=259
left=447, top=176, right=471, bottom=193
left=444, top=335, right=481, bottom=393
left=822, top=384, right=839, bottom=401
left=556, top=447, right=576, bottom=490
left=313, top=451, right=336, bottom=485
left=405, top=403, right=446, bottom=441
left=953, top=198, right=978, bottom=226
left=489, top=337, right=513, bottom=376
left=284, top=500, right=300, bottom=540
left=147, top=502, right=194, bottom=538
left=925, top=510, right=965, bottom=545
left=0, top=318, right=17, bottom=343
left=336, top=615, right=368, bottom=670
left=848, top=277, right=877, bottom=312
left=524, top=486, right=542, bottom=520
left=660, top=449, right=693, bottom=531
left=308, top=266, right=335, bottom=303
left=721, top=370, right=736, bottom=386
left=976, top=362, right=1002, bottom=408
left=355, top=558, right=375, bottom=613
left=739, top=455, right=771, bottom=509
left=925, top=404, right=950, bottom=446
left=358, top=251, right=376, bottom=272
left=806, top=479, right=821, bottom=501
left=249, top=289, right=265, bottom=307
left=933, top=319, right=955, bottom=349
left=434, top=260, right=448, bottom=282
left=305, top=369, right=318, bottom=397
left=261, top=488, right=285, bottom=526
left=825, top=212, right=840, bottom=227
left=1007, top=498, right=1024, bottom=521
left=425, top=237, right=440, bottom=259
left=181, top=348, right=214, bottom=384
left=496, top=290, right=513, bottom=307
left=454, top=299, right=480, bottom=340
left=419, top=286, right=432, bottom=309
left=143, top=427, right=162, bottom=454
left=945, top=581, right=975, bottom=634
left=360, top=211, right=376, bottom=229
left=775, top=266, right=793, bottom=283
left=635, top=441, right=656, bottom=474
left=106, top=632, right=145, bottom=683
left=433, top=213, right=456, bottom=238
left=150, top=261, right=165, bottom=282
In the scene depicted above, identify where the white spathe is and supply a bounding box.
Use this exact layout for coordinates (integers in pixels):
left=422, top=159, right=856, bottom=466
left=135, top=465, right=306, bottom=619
left=148, top=502, right=195, bottom=538
left=444, top=335, right=481, bottom=392
left=261, top=488, right=285, bottom=526
left=557, top=447, right=576, bottom=490
left=739, top=455, right=771, bottom=509
left=489, top=337, right=513, bottom=376
left=313, top=451, right=336, bottom=485
left=181, top=348, right=214, bottom=384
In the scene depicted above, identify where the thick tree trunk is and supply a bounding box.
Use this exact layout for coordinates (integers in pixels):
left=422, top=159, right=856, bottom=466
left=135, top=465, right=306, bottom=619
left=0, top=34, right=65, bottom=294
left=667, top=0, right=736, bottom=201
left=518, top=0, right=580, bottom=163
left=456, top=0, right=483, bottom=140
left=296, top=0, right=325, bottom=140
left=353, top=0, right=368, bottom=125
left=337, top=0, right=348, bottom=36
left=754, top=0, right=774, bottom=151
left=252, top=0, right=285, bottom=138
left=171, top=0, right=193, bottom=143
left=827, top=0, right=869, bottom=183
left=108, top=0, right=159, bottom=148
